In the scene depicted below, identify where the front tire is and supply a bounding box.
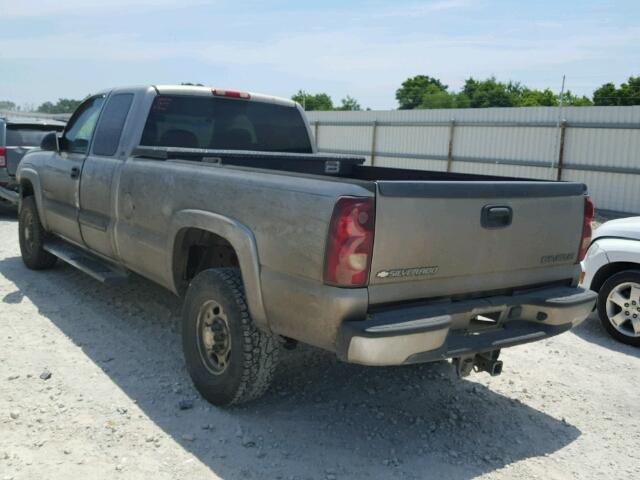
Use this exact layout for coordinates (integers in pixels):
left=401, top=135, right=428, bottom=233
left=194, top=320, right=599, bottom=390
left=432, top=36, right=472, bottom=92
left=597, top=270, right=640, bottom=347
left=182, top=268, right=280, bottom=406
left=18, top=196, right=57, bottom=270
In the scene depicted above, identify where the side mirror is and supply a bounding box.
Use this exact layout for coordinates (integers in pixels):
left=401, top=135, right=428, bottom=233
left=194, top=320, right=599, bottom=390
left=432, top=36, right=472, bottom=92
left=40, top=132, right=59, bottom=152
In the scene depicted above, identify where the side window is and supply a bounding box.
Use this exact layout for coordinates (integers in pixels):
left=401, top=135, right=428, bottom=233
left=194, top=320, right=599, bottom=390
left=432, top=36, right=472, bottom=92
left=61, top=95, right=105, bottom=154
left=92, top=94, right=134, bottom=156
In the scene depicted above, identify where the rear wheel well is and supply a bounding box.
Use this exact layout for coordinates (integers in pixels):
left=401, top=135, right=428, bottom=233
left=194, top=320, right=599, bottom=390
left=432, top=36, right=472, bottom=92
left=173, top=228, right=239, bottom=295
left=590, top=262, right=640, bottom=292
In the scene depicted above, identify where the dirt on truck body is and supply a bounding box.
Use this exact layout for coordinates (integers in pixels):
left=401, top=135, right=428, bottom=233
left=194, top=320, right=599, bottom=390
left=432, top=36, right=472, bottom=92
left=15, top=84, right=596, bottom=405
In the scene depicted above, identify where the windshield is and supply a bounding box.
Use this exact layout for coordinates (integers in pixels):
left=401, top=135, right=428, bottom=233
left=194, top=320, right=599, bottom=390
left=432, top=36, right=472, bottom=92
left=140, top=95, right=312, bottom=154
left=6, top=126, right=63, bottom=147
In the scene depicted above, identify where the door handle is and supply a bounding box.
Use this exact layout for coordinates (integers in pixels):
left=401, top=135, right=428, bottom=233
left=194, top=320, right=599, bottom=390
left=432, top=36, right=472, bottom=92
left=70, top=167, right=80, bottom=179
left=481, top=205, right=513, bottom=229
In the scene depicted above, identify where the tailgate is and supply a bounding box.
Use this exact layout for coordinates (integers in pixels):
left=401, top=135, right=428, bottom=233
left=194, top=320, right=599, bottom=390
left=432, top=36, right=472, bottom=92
left=6, top=147, right=34, bottom=176
left=369, top=181, right=586, bottom=304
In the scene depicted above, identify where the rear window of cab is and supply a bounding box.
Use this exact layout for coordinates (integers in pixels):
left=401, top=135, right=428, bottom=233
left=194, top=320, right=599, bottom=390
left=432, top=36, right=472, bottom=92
left=140, top=95, right=312, bottom=154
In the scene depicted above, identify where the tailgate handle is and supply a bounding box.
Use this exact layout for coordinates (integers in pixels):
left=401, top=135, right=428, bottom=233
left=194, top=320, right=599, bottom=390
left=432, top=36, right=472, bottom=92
left=481, top=205, right=512, bottom=229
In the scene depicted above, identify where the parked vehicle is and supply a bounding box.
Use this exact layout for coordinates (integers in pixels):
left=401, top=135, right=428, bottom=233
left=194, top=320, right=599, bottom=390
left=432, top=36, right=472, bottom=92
left=16, top=85, right=597, bottom=405
left=581, top=217, right=640, bottom=346
left=0, top=115, right=66, bottom=205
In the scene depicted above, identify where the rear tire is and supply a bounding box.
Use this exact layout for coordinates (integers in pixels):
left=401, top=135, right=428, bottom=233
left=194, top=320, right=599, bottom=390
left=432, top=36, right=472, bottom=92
left=182, top=268, right=279, bottom=406
left=18, top=196, right=57, bottom=270
left=597, top=270, right=640, bottom=347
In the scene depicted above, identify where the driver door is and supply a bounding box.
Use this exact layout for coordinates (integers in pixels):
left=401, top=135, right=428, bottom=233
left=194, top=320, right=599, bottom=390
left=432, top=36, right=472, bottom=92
left=41, top=94, right=105, bottom=245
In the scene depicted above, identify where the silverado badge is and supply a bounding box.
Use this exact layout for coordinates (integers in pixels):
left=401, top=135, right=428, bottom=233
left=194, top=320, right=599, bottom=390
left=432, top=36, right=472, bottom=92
left=376, top=266, right=439, bottom=279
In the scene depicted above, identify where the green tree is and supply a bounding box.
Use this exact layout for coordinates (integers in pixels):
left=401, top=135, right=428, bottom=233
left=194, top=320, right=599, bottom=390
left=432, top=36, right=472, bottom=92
left=395, top=75, right=602, bottom=109
left=336, top=95, right=362, bottom=111
left=36, top=101, right=55, bottom=113
left=593, top=82, right=619, bottom=106
left=418, top=85, right=455, bottom=109
left=37, top=98, right=83, bottom=114
left=617, top=76, right=640, bottom=105
left=520, top=88, right=558, bottom=106
left=451, top=92, right=471, bottom=108
left=559, top=90, right=593, bottom=106
left=291, top=90, right=333, bottom=111
left=593, top=77, right=640, bottom=106
left=461, top=77, right=522, bottom=108
left=396, top=75, right=448, bottom=109
left=0, top=100, right=16, bottom=111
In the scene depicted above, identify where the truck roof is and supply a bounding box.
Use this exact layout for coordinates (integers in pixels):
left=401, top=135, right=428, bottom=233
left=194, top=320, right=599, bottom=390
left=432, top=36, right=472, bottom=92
left=151, top=85, right=298, bottom=108
left=78, top=85, right=300, bottom=109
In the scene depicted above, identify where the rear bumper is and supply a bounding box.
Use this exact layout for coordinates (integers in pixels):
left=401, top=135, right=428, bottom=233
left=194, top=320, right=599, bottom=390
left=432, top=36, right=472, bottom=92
left=337, top=285, right=596, bottom=366
left=0, top=184, right=19, bottom=205
left=0, top=169, right=18, bottom=204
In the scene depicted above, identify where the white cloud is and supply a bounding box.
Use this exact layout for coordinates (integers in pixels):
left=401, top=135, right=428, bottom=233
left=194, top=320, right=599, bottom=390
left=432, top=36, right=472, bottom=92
left=1, top=1, right=638, bottom=108
left=0, top=0, right=211, bottom=17
left=2, top=26, right=637, bottom=77
left=371, top=0, right=479, bottom=17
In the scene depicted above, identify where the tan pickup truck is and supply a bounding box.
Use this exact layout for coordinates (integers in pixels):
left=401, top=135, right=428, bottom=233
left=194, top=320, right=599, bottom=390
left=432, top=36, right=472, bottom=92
left=16, top=85, right=596, bottom=405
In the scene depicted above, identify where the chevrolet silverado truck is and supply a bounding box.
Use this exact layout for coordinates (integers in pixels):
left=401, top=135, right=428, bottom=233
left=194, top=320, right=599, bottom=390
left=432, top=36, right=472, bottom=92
left=16, top=85, right=597, bottom=406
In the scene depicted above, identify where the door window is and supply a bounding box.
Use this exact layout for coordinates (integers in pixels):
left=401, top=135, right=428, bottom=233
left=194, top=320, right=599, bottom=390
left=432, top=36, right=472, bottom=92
left=92, top=94, right=134, bottom=156
left=61, top=95, right=106, bottom=154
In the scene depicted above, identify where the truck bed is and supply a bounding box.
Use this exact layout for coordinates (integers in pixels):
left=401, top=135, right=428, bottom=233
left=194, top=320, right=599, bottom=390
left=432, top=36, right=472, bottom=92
left=133, top=146, right=586, bottom=307
left=133, top=145, right=531, bottom=183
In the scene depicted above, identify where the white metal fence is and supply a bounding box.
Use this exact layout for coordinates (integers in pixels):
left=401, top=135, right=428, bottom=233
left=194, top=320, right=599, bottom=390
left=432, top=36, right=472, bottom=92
left=307, top=106, right=640, bottom=215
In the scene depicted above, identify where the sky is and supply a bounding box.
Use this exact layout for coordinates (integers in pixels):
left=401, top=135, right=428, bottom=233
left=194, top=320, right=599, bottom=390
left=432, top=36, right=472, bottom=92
left=0, top=0, right=639, bottom=110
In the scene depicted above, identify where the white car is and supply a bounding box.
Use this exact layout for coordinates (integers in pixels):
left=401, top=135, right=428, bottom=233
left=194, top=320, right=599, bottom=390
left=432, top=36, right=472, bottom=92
left=581, top=216, right=640, bottom=347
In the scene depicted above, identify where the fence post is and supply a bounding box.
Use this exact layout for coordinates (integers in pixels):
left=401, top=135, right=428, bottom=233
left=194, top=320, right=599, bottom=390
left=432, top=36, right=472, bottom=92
left=557, top=120, right=567, bottom=181
left=370, top=121, right=378, bottom=166
left=446, top=120, right=456, bottom=172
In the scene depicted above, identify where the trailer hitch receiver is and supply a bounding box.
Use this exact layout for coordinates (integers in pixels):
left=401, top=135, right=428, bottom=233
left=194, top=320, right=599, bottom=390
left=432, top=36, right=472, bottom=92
left=453, top=350, right=503, bottom=377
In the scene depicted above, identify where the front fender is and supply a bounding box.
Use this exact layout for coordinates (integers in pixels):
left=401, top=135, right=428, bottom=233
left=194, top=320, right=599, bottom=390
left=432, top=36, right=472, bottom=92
left=16, top=167, right=49, bottom=231
left=582, top=238, right=640, bottom=289
left=166, top=209, right=268, bottom=331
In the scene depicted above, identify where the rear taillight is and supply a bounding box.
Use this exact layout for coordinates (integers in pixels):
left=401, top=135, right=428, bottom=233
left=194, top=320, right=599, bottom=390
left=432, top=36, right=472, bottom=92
left=324, top=197, right=375, bottom=287
left=0, top=147, right=6, bottom=168
left=578, top=196, right=594, bottom=262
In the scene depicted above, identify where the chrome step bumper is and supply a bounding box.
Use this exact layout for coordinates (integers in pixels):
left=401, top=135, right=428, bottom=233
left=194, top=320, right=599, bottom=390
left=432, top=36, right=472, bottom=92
left=336, top=286, right=597, bottom=366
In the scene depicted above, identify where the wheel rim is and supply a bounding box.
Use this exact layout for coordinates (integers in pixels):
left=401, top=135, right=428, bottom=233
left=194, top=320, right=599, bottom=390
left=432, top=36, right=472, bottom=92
left=196, top=300, right=231, bottom=375
left=23, top=211, right=35, bottom=254
left=605, top=281, right=640, bottom=338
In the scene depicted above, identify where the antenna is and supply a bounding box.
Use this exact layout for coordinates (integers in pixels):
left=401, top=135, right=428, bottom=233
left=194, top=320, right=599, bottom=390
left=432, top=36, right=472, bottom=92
left=559, top=74, right=566, bottom=109
left=552, top=74, right=566, bottom=172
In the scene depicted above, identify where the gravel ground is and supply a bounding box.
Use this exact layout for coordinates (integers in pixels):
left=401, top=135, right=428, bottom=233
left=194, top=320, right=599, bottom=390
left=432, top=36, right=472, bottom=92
left=1, top=203, right=639, bottom=480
